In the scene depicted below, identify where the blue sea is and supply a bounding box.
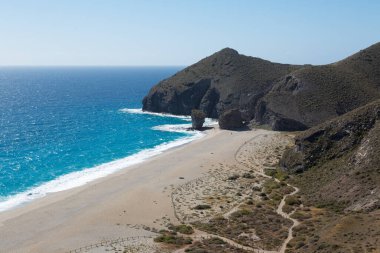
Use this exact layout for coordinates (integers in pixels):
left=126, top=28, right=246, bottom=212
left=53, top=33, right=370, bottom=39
left=0, top=67, right=208, bottom=211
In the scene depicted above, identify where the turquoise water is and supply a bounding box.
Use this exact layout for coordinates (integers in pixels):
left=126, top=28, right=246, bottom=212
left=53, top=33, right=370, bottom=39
left=0, top=67, right=202, bottom=211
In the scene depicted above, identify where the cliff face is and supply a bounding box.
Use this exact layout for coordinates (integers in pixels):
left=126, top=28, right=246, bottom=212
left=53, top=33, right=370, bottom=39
left=142, top=48, right=300, bottom=119
left=281, top=100, right=380, bottom=212
left=143, top=43, right=380, bottom=131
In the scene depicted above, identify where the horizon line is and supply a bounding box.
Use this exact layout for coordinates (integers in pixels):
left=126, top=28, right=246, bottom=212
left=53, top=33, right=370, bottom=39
left=0, top=65, right=187, bottom=68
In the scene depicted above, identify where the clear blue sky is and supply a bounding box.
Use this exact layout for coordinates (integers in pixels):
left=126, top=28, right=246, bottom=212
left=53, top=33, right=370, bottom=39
left=0, top=0, right=379, bottom=66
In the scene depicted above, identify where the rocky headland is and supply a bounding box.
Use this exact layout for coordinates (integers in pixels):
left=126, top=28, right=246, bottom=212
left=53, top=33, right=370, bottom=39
left=143, top=43, right=380, bottom=131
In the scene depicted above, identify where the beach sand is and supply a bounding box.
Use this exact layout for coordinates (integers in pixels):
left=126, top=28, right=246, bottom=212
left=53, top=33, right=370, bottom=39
left=0, top=127, right=292, bottom=253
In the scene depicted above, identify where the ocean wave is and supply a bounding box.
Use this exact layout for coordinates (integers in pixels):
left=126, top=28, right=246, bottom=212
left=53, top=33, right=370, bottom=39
left=0, top=132, right=203, bottom=212
left=152, top=124, right=192, bottom=133
left=0, top=109, right=218, bottom=212
left=119, top=108, right=192, bottom=121
left=151, top=117, right=217, bottom=134
left=152, top=121, right=216, bottom=133
left=120, top=108, right=218, bottom=127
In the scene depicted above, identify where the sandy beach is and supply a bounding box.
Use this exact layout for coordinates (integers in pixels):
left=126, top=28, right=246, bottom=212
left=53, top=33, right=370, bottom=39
left=0, top=127, right=293, bottom=253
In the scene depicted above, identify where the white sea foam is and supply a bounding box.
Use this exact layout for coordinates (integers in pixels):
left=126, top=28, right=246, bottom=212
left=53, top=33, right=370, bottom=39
left=119, top=108, right=192, bottom=121
left=0, top=134, right=203, bottom=212
left=120, top=108, right=218, bottom=126
left=152, top=120, right=217, bottom=135
left=152, top=121, right=217, bottom=134
left=0, top=109, right=214, bottom=212
left=152, top=123, right=192, bottom=133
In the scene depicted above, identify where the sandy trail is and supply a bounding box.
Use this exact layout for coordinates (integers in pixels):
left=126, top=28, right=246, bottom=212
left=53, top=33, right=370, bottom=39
left=277, top=186, right=300, bottom=253
left=173, top=228, right=278, bottom=253
left=171, top=132, right=299, bottom=253
left=234, top=134, right=301, bottom=253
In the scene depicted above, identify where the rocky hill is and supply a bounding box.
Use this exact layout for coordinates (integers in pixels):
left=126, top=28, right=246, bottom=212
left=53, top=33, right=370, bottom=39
left=279, top=99, right=380, bottom=253
left=143, top=43, right=380, bottom=131
left=143, top=48, right=300, bottom=119
left=258, top=42, right=380, bottom=130
left=281, top=99, right=380, bottom=212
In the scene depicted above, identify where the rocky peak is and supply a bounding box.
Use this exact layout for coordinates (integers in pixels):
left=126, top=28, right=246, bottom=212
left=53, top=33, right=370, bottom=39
left=214, top=47, right=239, bottom=57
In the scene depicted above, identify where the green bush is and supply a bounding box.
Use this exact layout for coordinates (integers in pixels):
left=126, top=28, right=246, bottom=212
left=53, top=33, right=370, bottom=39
left=207, top=237, right=226, bottom=245
left=242, top=173, right=254, bottom=179
left=194, top=204, right=211, bottom=210
left=228, top=174, right=240, bottom=180
left=169, top=224, right=194, bottom=234
left=154, top=233, right=192, bottom=245
left=285, top=196, right=301, bottom=206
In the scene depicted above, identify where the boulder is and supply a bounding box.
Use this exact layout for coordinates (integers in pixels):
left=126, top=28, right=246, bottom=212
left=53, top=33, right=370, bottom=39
left=218, top=109, right=244, bottom=130
left=191, top=109, right=206, bottom=130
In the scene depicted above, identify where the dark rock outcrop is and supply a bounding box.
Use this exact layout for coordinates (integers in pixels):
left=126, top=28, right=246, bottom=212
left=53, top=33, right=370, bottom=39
left=218, top=109, right=245, bottom=130
left=281, top=100, right=380, bottom=212
left=191, top=109, right=206, bottom=130
left=143, top=43, right=380, bottom=131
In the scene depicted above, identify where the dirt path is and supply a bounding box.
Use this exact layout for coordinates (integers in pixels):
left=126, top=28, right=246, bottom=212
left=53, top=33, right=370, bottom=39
left=234, top=133, right=300, bottom=253
left=173, top=229, right=277, bottom=253
left=172, top=132, right=300, bottom=253
left=277, top=186, right=300, bottom=253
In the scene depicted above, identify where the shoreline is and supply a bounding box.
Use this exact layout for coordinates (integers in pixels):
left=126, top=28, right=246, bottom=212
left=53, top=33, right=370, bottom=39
left=0, top=125, right=215, bottom=216
left=0, top=127, right=290, bottom=253
left=0, top=111, right=213, bottom=213
left=0, top=126, right=221, bottom=252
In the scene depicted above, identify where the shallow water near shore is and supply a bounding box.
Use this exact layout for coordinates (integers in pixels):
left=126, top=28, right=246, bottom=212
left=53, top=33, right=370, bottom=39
left=0, top=66, right=208, bottom=211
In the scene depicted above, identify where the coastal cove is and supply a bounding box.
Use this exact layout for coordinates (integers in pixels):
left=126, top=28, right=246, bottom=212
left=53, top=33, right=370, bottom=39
left=0, top=126, right=290, bottom=252
left=0, top=66, right=302, bottom=252
left=1, top=1, right=380, bottom=252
